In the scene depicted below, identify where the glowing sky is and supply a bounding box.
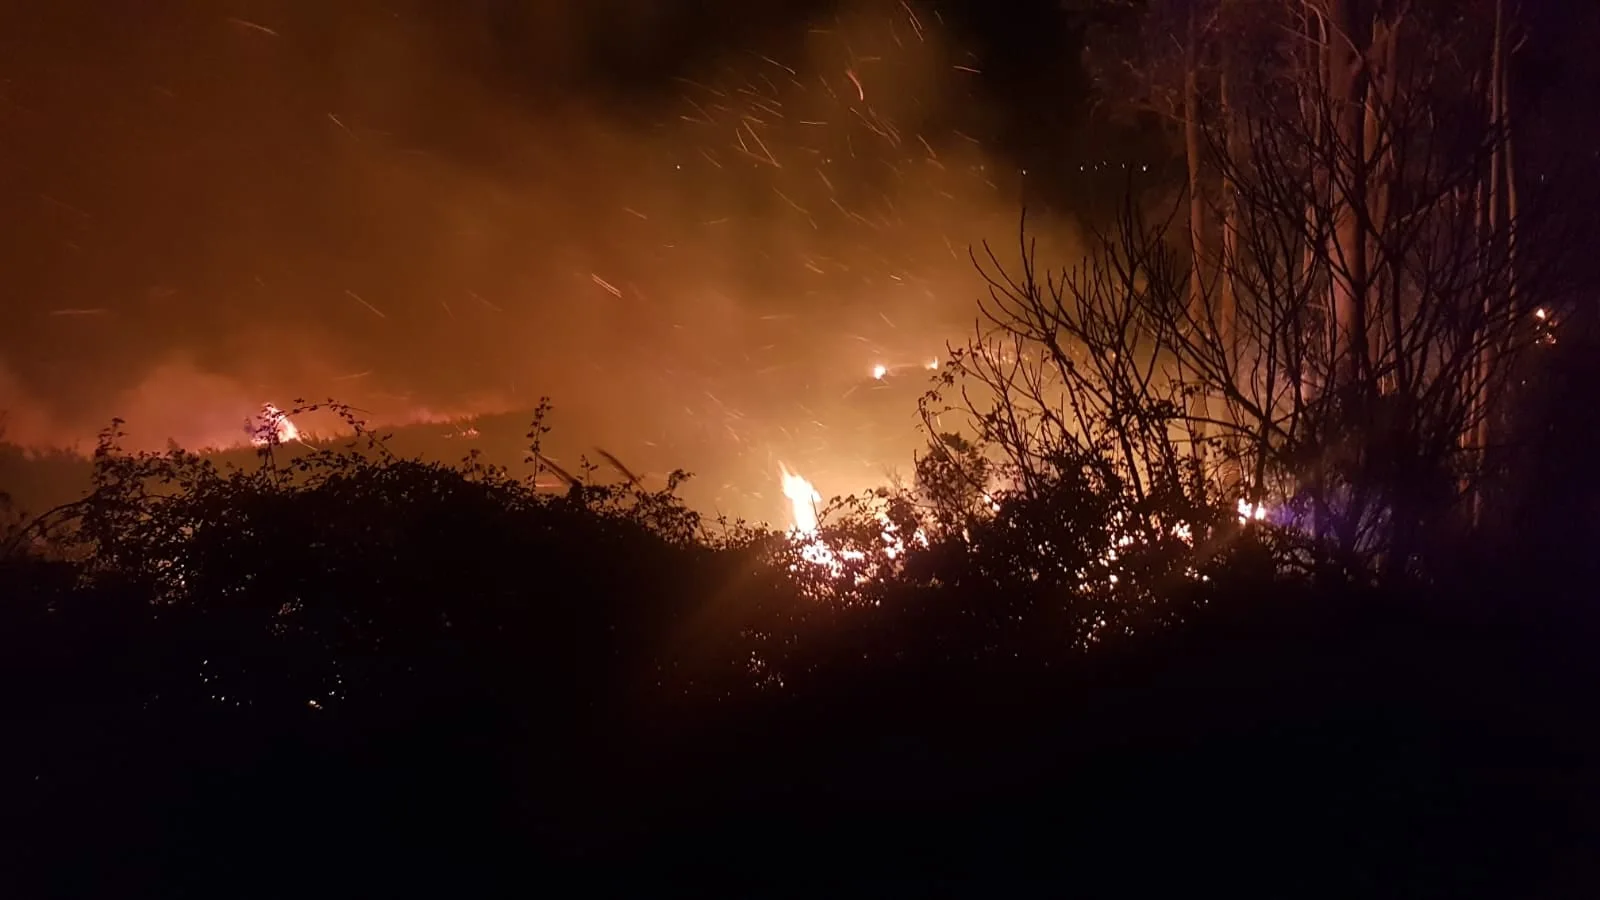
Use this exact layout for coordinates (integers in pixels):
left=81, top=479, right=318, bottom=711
left=0, top=0, right=1149, bottom=521
left=0, top=0, right=1593, bottom=525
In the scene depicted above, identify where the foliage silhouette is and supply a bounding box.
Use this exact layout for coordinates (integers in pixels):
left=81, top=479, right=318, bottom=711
left=3, top=379, right=1596, bottom=896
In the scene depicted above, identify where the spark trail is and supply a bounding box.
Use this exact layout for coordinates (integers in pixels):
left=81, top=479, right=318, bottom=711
left=2, top=1, right=1078, bottom=528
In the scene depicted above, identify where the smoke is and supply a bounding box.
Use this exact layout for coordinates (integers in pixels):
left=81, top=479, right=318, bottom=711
left=0, top=0, right=1082, bottom=510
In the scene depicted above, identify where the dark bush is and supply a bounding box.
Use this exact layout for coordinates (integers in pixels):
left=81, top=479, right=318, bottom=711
left=1, top=404, right=1596, bottom=898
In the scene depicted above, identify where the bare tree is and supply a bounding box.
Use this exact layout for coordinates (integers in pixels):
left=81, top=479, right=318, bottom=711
left=924, top=207, right=1209, bottom=540
left=931, top=0, right=1577, bottom=576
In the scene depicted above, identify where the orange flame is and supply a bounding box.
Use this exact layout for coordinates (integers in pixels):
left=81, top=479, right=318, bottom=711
left=250, top=404, right=299, bottom=448
left=778, top=462, right=822, bottom=533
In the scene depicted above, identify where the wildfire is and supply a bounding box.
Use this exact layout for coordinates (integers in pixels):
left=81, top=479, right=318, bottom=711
left=775, top=462, right=932, bottom=590
left=1533, top=307, right=1558, bottom=345
left=249, top=404, right=300, bottom=448
left=1237, top=497, right=1267, bottom=524
left=778, top=463, right=858, bottom=577
left=778, top=462, right=822, bottom=534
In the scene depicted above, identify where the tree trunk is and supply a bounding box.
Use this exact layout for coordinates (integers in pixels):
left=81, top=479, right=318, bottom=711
left=1472, top=0, right=1507, bottom=528
left=1219, top=69, right=1244, bottom=497
left=1502, top=30, right=1519, bottom=316
left=1219, top=72, right=1239, bottom=369
left=1363, top=11, right=1402, bottom=396
left=1184, top=2, right=1211, bottom=472
left=1301, top=4, right=1329, bottom=540
left=1325, top=0, right=1368, bottom=388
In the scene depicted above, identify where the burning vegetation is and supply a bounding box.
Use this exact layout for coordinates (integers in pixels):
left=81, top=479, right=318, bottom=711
left=1, top=0, right=1588, bottom=602
left=3, top=3, right=1600, bottom=893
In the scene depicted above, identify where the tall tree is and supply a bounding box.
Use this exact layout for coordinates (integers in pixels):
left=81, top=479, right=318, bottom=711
left=932, top=0, right=1577, bottom=573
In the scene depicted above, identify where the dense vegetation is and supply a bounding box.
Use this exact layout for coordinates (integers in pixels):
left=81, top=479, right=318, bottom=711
left=4, top=0, right=1599, bottom=895
left=2, top=365, right=1597, bottom=897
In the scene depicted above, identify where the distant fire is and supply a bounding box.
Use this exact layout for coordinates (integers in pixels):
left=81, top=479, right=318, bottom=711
left=777, top=463, right=872, bottom=580
left=779, top=462, right=822, bottom=534
left=249, top=404, right=300, bottom=448
left=1237, top=497, right=1268, bottom=524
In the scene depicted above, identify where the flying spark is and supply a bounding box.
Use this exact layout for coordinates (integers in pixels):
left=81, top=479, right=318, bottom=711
left=226, top=17, right=280, bottom=38
left=344, top=290, right=387, bottom=319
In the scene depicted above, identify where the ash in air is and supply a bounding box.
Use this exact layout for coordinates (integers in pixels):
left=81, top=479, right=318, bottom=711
left=0, top=0, right=1116, bottom=523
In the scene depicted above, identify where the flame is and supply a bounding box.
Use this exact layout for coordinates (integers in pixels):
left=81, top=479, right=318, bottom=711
left=777, top=463, right=858, bottom=584
left=1237, top=497, right=1267, bottom=524
left=871, top=364, right=888, bottom=380
left=778, top=463, right=822, bottom=534
left=249, top=404, right=299, bottom=448
left=1534, top=307, right=1558, bottom=345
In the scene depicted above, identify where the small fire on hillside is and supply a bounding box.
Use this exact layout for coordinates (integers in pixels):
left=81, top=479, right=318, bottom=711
left=248, top=404, right=300, bottom=448
left=779, top=463, right=822, bottom=534
left=776, top=462, right=929, bottom=585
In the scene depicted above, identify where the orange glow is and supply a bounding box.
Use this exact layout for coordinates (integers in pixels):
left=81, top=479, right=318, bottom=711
left=1237, top=497, right=1267, bottom=524
left=778, top=463, right=822, bottom=534
left=0, top=1, right=1092, bottom=533
left=250, top=404, right=300, bottom=448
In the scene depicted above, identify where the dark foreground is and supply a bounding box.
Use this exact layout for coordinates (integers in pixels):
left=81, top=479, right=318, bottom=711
left=7, top=579, right=1597, bottom=899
